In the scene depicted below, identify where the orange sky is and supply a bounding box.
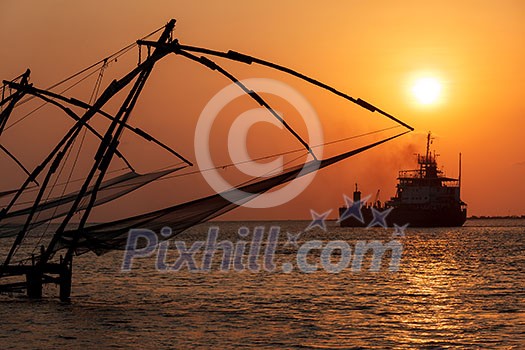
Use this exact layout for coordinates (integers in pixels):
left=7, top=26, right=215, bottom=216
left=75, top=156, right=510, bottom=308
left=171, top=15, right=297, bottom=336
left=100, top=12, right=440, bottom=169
left=1, top=1, right=524, bottom=219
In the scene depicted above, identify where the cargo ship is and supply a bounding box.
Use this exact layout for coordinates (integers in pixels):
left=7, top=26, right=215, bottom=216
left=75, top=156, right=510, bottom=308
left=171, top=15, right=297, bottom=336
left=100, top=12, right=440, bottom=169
left=339, top=132, right=467, bottom=227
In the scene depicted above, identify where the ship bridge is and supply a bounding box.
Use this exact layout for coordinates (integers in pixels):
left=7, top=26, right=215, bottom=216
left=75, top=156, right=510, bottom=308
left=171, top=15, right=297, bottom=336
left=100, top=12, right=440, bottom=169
left=387, top=132, right=465, bottom=208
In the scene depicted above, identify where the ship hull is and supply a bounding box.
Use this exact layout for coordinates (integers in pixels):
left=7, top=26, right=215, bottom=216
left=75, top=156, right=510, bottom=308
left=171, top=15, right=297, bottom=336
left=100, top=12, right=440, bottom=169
left=338, top=206, right=467, bottom=228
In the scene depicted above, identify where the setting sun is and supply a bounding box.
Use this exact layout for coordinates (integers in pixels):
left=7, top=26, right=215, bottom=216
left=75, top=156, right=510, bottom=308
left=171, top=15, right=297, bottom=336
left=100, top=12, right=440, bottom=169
left=411, top=77, right=442, bottom=105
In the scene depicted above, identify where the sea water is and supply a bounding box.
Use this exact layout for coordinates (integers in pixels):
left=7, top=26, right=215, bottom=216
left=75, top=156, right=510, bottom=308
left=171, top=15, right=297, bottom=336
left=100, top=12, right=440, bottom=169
left=0, top=219, right=523, bottom=349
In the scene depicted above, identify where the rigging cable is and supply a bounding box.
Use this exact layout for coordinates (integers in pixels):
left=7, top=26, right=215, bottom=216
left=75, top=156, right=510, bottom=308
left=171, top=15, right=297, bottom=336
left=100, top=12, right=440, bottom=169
left=0, top=145, right=34, bottom=182
left=11, top=24, right=166, bottom=109
left=175, top=49, right=317, bottom=160
left=2, top=24, right=166, bottom=132
left=30, top=62, right=112, bottom=257
left=4, top=80, right=192, bottom=166
left=156, top=126, right=401, bottom=182
left=175, top=43, right=414, bottom=131
left=4, top=67, right=104, bottom=132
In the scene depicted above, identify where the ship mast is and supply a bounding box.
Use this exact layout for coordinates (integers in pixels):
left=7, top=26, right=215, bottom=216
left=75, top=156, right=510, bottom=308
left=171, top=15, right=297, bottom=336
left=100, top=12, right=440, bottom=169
left=425, top=131, right=431, bottom=163
left=418, top=131, right=433, bottom=178
left=458, top=152, right=462, bottom=195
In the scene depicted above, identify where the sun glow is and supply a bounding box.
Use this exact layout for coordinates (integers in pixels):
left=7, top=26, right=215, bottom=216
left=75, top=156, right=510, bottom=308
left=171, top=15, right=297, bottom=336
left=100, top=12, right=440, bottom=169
left=411, top=77, right=442, bottom=105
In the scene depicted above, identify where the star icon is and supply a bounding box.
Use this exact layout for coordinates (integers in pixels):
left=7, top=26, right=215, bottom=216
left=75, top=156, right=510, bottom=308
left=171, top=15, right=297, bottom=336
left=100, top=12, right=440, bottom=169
left=285, top=231, right=302, bottom=247
left=337, top=194, right=371, bottom=224
left=392, top=223, right=409, bottom=238
left=306, top=209, right=332, bottom=231
left=367, top=207, right=393, bottom=229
